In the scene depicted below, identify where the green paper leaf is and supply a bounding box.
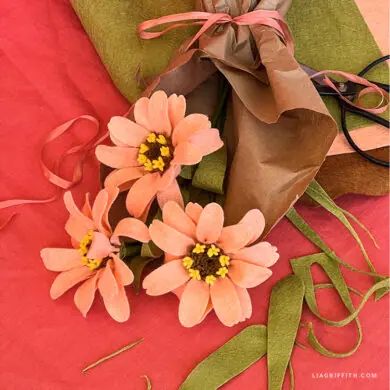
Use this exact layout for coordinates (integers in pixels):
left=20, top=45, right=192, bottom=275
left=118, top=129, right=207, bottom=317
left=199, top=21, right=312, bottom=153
left=306, top=180, right=388, bottom=300
left=179, top=325, right=267, bottom=390
left=141, top=241, right=163, bottom=259
left=192, top=146, right=227, bottom=195
left=119, top=243, right=141, bottom=259
left=180, top=165, right=196, bottom=180
left=267, top=275, right=305, bottom=390
left=285, top=208, right=386, bottom=280
left=291, top=253, right=363, bottom=358
left=126, top=256, right=158, bottom=294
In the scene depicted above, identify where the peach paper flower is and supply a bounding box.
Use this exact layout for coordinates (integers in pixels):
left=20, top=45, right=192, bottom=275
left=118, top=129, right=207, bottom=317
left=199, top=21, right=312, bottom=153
left=95, top=91, right=223, bottom=219
left=142, top=201, right=279, bottom=327
left=41, top=187, right=150, bottom=322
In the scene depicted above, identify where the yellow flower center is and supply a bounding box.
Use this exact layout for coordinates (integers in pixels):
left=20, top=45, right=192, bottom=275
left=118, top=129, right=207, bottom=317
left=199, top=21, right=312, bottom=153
left=182, top=243, right=230, bottom=285
left=138, top=132, right=173, bottom=173
left=78, top=230, right=104, bottom=271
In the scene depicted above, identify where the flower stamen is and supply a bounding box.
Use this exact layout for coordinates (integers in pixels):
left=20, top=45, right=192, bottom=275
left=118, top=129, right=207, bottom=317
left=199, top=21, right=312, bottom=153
left=78, top=231, right=107, bottom=271
left=138, top=132, right=173, bottom=173
left=184, top=243, right=229, bottom=283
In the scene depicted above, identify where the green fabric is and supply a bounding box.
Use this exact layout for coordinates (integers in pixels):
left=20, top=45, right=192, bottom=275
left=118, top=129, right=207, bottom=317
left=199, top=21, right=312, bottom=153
left=305, top=180, right=389, bottom=299
left=71, top=1, right=387, bottom=132
left=71, top=0, right=195, bottom=102
left=179, top=325, right=267, bottom=390
left=141, top=241, right=163, bottom=258
left=192, top=146, right=227, bottom=195
left=291, top=253, right=363, bottom=358
left=126, top=256, right=157, bottom=294
left=267, top=275, right=305, bottom=390
left=287, top=0, right=389, bottom=131
left=285, top=208, right=387, bottom=280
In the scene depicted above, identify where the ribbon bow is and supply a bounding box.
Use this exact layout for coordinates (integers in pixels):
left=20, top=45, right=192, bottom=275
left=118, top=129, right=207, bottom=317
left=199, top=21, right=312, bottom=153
left=138, top=10, right=294, bottom=52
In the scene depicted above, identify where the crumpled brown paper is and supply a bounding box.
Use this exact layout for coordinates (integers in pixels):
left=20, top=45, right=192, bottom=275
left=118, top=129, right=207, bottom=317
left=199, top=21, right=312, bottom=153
left=140, top=0, right=337, bottom=235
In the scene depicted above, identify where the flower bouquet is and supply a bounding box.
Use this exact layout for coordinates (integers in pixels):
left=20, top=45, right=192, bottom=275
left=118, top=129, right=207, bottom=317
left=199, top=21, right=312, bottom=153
left=3, top=0, right=387, bottom=388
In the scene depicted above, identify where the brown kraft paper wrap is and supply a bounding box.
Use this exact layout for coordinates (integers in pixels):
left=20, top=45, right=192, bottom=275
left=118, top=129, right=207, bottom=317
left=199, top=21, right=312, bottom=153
left=137, top=0, right=337, bottom=236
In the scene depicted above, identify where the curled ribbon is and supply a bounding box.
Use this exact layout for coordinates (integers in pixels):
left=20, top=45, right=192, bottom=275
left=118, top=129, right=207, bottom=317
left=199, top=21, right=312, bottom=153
left=311, top=70, right=389, bottom=114
left=138, top=10, right=294, bottom=53
left=0, top=115, right=108, bottom=231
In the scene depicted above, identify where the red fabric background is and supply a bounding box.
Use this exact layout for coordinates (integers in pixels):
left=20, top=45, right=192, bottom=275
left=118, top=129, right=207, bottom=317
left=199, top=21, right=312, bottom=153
left=0, top=2, right=388, bottom=389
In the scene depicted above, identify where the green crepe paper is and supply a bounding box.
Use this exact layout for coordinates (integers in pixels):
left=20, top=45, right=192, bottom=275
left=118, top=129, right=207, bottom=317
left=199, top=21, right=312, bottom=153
left=71, top=0, right=387, bottom=130
left=306, top=181, right=388, bottom=300
left=126, top=256, right=157, bottom=294
left=287, top=0, right=389, bottom=131
left=180, top=165, right=196, bottom=180
left=179, top=325, right=267, bottom=390
left=120, top=243, right=141, bottom=259
left=315, top=283, right=363, bottom=298
left=291, top=253, right=363, bottom=358
left=286, top=208, right=387, bottom=280
left=71, top=0, right=195, bottom=102
left=267, top=275, right=305, bottom=390
left=192, top=146, right=227, bottom=195
left=141, top=241, right=163, bottom=259
left=292, top=252, right=389, bottom=328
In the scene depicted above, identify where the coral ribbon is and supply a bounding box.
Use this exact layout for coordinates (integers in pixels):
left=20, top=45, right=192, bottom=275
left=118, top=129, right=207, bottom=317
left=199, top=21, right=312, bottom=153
left=311, top=70, right=389, bottom=114
left=0, top=115, right=108, bottom=230
left=138, top=10, right=294, bottom=53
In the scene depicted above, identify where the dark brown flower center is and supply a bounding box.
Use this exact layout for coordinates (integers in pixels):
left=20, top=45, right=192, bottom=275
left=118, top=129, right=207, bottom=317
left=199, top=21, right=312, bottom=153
left=137, top=132, right=174, bottom=173
left=182, top=243, right=230, bottom=285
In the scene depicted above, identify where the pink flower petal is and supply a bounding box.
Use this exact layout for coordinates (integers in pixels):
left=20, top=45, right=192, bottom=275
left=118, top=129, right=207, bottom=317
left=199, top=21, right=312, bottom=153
left=172, top=142, right=204, bottom=166
left=217, top=224, right=253, bottom=254
left=148, top=91, right=171, bottom=135
left=185, top=202, right=203, bottom=223
left=112, top=217, right=150, bottom=243
left=126, top=172, right=160, bottom=218
left=102, top=186, right=119, bottom=233
left=50, top=266, right=93, bottom=299
left=87, top=232, right=114, bottom=259
left=172, top=114, right=211, bottom=146
left=210, top=277, right=242, bottom=327
left=95, top=145, right=139, bottom=169
left=238, top=209, right=265, bottom=244
left=92, top=189, right=109, bottom=234
left=179, top=279, right=210, bottom=327
left=168, top=94, right=186, bottom=128
left=82, top=193, right=92, bottom=218
left=104, top=167, right=145, bottom=191
left=41, top=248, right=81, bottom=272
left=162, top=201, right=196, bottom=239
left=159, top=165, right=181, bottom=191
left=143, top=260, right=190, bottom=296
left=108, top=116, right=148, bottom=146
left=157, top=179, right=184, bottom=210
left=149, top=220, right=195, bottom=256
left=98, top=260, right=118, bottom=299
left=165, top=253, right=180, bottom=262
left=64, top=191, right=95, bottom=241
left=235, top=286, right=252, bottom=321
left=112, top=254, right=134, bottom=286
left=196, top=203, right=224, bottom=244
left=228, top=260, right=272, bottom=288
left=134, top=97, right=152, bottom=131
left=233, top=242, right=279, bottom=267
left=188, top=128, right=223, bottom=156
left=74, top=271, right=100, bottom=317
left=101, top=283, right=130, bottom=323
